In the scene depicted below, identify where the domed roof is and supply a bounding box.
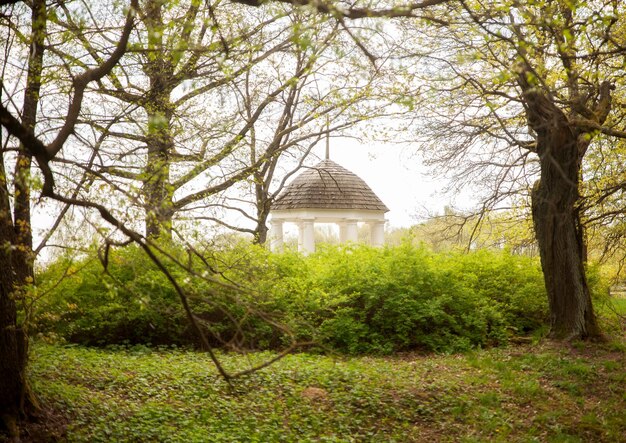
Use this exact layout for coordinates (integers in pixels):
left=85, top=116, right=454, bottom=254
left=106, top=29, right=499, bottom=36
left=272, top=160, right=389, bottom=212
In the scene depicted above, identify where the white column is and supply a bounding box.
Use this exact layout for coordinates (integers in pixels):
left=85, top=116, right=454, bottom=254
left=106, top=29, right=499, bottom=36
left=269, top=220, right=284, bottom=252
left=370, top=221, right=385, bottom=247
left=345, top=219, right=358, bottom=243
left=338, top=222, right=348, bottom=243
left=300, top=219, right=315, bottom=254
left=298, top=222, right=305, bottom=251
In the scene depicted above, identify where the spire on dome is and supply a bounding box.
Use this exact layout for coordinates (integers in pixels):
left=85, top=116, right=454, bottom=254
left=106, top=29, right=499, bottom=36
left=325, top=119, right=330, bottom=160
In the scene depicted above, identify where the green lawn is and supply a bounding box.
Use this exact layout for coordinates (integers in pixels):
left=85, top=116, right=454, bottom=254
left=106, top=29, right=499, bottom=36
left=22, top=339, right=626, bottom=443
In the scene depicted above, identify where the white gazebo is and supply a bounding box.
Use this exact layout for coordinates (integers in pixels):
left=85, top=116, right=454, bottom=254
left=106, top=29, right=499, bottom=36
left=269, top=159, right=389, bottom=254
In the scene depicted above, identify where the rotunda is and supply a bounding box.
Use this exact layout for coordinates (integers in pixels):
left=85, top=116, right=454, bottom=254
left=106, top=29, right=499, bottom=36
left=269, top=159, right=389, bottom=254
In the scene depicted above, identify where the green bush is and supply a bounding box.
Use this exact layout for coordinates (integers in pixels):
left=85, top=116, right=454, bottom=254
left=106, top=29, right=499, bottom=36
left=438, top=249, right=548, bottom=336
left=307, top=244, right=547, bottom=353
left=32, top=246, right=191, bottom=346
left=32, top=242, right=550, bottom=354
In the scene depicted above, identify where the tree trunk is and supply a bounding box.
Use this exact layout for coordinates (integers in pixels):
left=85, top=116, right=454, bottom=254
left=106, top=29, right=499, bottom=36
left=253, top=178, right=271, bottom=244
left=0, top=293, right=25, bottom=439
left=0, top=1, right=46, bottom=436
left=143, top=0, right=174, bottom=240
left=13, top=0, right=45, bottom=287
left=254, top=217, right=269, bottom=245
left=530, top=117, right=601, bottom=340
left=0, top=135, right=27, bottom=439
left=144, top=137, right=173, bottom=239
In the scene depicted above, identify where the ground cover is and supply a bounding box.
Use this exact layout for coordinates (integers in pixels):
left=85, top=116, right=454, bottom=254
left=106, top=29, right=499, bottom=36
left=18, top=335, right=626, bottom=443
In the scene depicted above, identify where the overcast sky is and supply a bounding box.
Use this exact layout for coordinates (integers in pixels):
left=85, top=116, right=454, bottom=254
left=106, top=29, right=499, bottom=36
left=308, top=137, right=451, bottom=229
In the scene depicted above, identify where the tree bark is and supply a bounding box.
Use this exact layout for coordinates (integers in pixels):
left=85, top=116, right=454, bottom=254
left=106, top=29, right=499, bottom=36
left=0, top=151, right=25, bottom=438
left=253, top=216, right=269, bottom=245
left=0, top=119, right=33, bottom=439
left=525, top=85, right=602, bottom=340
left=12, top=0, right=45, bottom=286
left=532, top=154, right=601, bottom=339
left=252, top=175, right=271, bottom=244
left=143, top=0, right=174, bottom=240
left=1, top=0, right=45, bottom=436
left=144, top=124, right=173, bottom=240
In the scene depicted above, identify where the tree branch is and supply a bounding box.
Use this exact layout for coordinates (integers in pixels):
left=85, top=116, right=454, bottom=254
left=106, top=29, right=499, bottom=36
left=235, top=0, right=450, bottom=22
left=46, top=0, right=138, bottom=159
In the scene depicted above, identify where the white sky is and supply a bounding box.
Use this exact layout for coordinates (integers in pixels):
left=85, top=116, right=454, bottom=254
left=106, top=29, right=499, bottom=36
left=307, top=137, right=451, bottom=229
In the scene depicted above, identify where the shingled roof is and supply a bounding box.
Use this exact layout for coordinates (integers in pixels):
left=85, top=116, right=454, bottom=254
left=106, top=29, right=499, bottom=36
left=272, top=160, right=389, bottom=212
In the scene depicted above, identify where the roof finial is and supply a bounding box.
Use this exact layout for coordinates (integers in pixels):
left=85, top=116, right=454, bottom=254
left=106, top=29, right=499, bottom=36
left=325, top=117, right=330, bottom=160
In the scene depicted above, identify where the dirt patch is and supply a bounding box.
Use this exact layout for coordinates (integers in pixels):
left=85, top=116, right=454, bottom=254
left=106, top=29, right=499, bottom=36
left=301, top=386, right=329, bottom=402
left=17, top=408, right=68, bottom=443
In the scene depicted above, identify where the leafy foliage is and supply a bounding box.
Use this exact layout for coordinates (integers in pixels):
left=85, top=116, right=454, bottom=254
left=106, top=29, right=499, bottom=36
left=33, top=243, right=553, bottom=354
left=307, top=245, right=547, bottom=353
left=32, top=247, right=191, bottom=346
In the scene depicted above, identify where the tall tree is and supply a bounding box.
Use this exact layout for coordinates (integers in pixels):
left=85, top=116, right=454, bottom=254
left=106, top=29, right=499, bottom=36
left=55, top=0, right=313, bottom=240
left=0, top=1, right=137, bottom=434
left=407, top=0, right=626, bottom=339
left=0, top=0, right=47, bottom=434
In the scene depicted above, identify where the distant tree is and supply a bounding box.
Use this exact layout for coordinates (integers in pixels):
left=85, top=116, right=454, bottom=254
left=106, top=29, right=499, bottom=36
left=583, top=135, right=626, bottom=272
left=405, top=206, right=537, bottom=254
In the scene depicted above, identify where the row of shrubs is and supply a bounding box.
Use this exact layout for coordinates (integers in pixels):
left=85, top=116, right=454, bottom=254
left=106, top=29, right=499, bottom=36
left=31, top=242, right=555, bottom=354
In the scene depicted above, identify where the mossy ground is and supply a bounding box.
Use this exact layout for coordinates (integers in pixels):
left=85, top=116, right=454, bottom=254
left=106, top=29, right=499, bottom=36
left=15, top=335, right=625, bottom=443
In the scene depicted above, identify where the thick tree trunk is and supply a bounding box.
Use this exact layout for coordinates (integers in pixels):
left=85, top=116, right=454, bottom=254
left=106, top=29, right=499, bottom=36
left=0, top=2, right=45, bottom=436
left=143, top=0, right=174, bottom=240
left=530, top=121, right=601, bottom=340
left=532, top=184, right=601, bottom=339
left=518, top=65, right=605, bottom=341
left=0, top=291, right=25, bottom=438
left=0, top=141, right=27, bottom=439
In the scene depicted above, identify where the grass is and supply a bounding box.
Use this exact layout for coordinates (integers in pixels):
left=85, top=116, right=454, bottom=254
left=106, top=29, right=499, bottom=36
left=596, top=296, right=626, bottom=338
left=20, top=337, right=626, bottom=443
